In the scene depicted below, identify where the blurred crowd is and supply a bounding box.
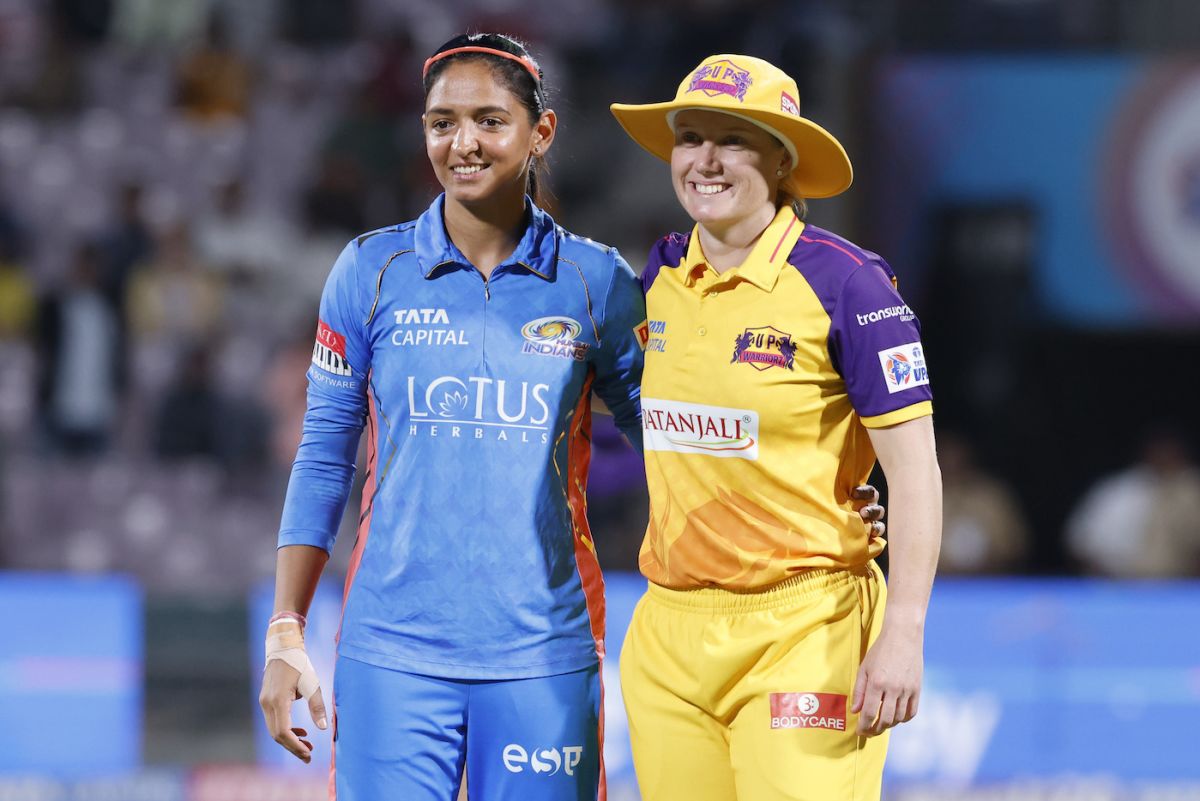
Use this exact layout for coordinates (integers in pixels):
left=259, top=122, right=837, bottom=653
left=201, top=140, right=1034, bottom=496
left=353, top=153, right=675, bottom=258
left=1, top=0, right=1199, bottom=595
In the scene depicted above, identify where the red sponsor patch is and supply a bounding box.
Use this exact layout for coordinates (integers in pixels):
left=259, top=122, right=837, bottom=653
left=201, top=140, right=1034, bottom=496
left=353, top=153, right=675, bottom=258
left=316, top=319, right=347, bottom=356
left=769, top=692, right=847, bottom=730
left=781, top=91, right=799, bottom=116
left=634, top=320, right=650, bottom=350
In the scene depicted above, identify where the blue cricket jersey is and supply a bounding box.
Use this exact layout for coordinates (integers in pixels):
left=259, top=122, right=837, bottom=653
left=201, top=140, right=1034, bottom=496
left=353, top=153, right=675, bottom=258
left=278, top=195, right=646, bottom=679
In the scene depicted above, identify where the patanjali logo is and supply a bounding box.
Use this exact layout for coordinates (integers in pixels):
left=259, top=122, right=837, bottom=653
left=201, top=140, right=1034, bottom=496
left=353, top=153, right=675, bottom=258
left=688, top=59, right=753, bottom=102
left=521, top=317, right=589, bottom=361
left=731, top=326, right=796, bottom=371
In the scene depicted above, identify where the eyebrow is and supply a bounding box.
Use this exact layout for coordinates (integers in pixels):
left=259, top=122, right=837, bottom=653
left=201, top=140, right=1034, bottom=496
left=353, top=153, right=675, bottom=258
left=426, top=105, right=512, bottom=116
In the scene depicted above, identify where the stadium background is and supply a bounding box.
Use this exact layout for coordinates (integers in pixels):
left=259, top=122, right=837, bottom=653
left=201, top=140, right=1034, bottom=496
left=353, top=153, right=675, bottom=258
left=1, top=0, right=1199, bottom=798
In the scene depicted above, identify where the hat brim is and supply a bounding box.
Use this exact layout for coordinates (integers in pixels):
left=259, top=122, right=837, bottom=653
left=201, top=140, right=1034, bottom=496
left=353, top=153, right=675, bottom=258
left=610, top=101, right=853, bottom=199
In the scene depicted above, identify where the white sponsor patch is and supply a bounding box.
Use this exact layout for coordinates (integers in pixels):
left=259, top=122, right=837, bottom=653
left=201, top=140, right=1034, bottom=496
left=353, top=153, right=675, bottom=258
left=878, top=342, right=930, bottom=394
left=642, top=398, right=758, bottom=459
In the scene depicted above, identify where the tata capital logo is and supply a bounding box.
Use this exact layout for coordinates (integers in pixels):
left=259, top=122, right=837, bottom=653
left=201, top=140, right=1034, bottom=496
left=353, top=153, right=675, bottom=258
left=391, top=307, right=470, bottom=347
left=502, top=744, right=585, bottom=777
left=521, top=316, right=589, bottom=361
left=731, top=326, right=796, bottom=371
left=688, top=59, right=752, bottom=102
left=407, top=375, right=552, bottom=443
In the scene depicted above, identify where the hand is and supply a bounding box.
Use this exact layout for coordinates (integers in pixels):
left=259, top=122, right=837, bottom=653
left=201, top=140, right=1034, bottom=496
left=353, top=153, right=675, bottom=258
left=850, top=624, right=923, bottom=736
left=259, top=621, right=327, bottom=763
left=853, top=484, right=886, bottom=541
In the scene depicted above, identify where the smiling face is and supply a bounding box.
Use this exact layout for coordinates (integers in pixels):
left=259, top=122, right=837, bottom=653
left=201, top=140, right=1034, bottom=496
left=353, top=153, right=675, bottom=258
left=670, top=109, right=790, bottom=232
left=423, top=59, right=554, bottom=210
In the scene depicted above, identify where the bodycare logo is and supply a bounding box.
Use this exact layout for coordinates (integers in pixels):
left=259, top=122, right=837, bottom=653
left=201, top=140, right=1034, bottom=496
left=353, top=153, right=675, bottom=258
left=770, top=692, right=847, bottom=731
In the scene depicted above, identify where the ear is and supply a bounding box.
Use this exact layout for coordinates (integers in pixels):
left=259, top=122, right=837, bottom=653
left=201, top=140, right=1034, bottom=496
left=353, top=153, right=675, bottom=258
left=531, top=109, right=558, bottom=156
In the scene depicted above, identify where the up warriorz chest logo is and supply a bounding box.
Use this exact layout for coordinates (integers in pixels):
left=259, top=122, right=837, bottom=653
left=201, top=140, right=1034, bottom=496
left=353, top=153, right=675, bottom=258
left=769, top=692, right=847, bottom=731
left=312, top=319, right=353, bottom=377
left=521, top=316, right=590, bottom=361
left=688, top=59, right=752, bottom=102
left=731, top=326, right=796, bottom=371
left=878, top=341, right=930, bottom=394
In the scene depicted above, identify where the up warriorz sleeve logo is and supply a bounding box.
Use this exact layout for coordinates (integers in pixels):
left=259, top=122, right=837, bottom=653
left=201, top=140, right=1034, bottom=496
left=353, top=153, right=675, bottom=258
left=877, top=341, right=930, bottom=394
left=769, top=692, right=847, bottom=731
left=313, top=319, right=353, bottom=377
left=688, top=59, right=752, bottom=101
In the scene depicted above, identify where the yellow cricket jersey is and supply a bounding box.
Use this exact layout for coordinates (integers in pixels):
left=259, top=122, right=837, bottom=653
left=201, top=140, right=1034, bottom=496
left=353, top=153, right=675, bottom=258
left=638, top=205, right=933, bottom=590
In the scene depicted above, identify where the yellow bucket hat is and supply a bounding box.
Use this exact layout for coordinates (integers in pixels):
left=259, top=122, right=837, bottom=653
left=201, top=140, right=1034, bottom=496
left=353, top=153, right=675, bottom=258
left=610, top=54, right=853, bottom=199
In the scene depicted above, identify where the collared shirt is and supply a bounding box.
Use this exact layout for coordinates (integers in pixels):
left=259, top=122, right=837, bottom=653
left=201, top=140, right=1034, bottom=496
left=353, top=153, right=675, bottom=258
left=278, top=195, right=645, bottom=679
left=638, top=205, right=933, bottom=590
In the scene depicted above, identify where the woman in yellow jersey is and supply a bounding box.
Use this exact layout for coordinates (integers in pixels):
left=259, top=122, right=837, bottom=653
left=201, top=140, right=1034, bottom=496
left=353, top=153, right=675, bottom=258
left=610, top=55, right=942, bottom=801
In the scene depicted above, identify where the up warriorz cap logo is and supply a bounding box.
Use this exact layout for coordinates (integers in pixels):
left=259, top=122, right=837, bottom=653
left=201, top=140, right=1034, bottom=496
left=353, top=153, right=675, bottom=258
left=769, top=692, right=847, bottom=731
left=731, top=326, right=796, bottom=371
left=878, top=341, right=930, bottom=394
left=313, top=319, right=353, bottom=377
left=521, top=316, right=590, bottom=361
left=688, top=59, right=753, bottom=102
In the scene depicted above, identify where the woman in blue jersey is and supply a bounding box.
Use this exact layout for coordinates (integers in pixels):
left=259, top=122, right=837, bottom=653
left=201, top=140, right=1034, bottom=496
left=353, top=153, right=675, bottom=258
left=259, top=33, right=645, bottom=801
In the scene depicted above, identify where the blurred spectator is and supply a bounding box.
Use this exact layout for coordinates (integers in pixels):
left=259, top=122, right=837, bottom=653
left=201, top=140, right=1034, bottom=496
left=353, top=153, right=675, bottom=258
left=0, top=202, right=34, bottom=340
left=126, top=222, right=223, bottom=347
left=1066, top=429, right=1200, bottom=578
left=111, top=0, right=208, bottom=52
left=174, top=12, right=253, bottom=123
left=154, top=344, right=268, bottom=468
left=96, top=181, right=154, bottom=317
left=303, top=152, right=369, bottom=238
left=35, top=243, right=123, bottom=456
left=11, top=13, right=85, bottom=119
left=195, top=177, right=293, bottom=280
left=938, top=432, right=1030, bottom=574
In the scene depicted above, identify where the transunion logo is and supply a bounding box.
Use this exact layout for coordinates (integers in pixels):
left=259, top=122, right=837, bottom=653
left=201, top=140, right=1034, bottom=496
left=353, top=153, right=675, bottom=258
left=642, top=398, right=758, bottom=460
left=502, top=744, right=585, bottom=777
left=520, top=316, right=589, bottom=361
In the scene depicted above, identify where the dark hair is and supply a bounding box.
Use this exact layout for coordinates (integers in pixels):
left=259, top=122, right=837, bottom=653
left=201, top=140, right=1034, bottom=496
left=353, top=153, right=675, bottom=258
left=422, top=33, right=550, bottom=204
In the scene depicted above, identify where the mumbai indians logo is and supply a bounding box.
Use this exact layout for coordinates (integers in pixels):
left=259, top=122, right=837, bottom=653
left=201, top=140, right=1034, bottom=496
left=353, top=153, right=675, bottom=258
left=731, top=326, right=796, bottom=371
left=688, top=59, right=752, bottom=102
left=885, top=353, right=913, bottom=385
left=521, top=316, right=589, bottom=361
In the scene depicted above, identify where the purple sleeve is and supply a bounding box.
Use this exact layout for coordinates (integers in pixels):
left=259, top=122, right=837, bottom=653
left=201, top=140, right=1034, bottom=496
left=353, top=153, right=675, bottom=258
left=829, top=259, right=933, bottom=419
left=640, top=232, right=689, bottom=295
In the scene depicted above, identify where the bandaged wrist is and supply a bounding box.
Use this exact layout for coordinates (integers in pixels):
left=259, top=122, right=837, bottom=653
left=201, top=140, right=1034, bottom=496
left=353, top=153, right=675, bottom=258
left=265, top=618, right=321, bottom=699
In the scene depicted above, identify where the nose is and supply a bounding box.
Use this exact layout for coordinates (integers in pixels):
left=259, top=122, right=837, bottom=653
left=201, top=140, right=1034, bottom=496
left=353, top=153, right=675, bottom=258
left=452, top=125, right=479, bottom=157
left=694, top=141, right=719, bottom=174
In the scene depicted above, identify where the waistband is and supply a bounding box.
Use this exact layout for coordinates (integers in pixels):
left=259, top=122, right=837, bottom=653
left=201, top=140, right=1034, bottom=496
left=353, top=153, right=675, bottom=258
left=646, top=563, right=879, bottom=614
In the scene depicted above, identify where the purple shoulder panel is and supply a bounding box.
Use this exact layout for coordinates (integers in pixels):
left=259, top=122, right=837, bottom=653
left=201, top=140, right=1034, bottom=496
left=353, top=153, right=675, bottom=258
left=640, top=232, right=690, bottom=295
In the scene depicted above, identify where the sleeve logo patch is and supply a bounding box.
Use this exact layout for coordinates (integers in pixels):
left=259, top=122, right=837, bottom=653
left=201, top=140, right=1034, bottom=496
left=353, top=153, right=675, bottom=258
left=634, top=320, right=650, bottom=350
left=878, top=341, right=929, bottom=394
left=313, top=319, right=353, bottom=376
left=770, top=692, right=847, bottom=730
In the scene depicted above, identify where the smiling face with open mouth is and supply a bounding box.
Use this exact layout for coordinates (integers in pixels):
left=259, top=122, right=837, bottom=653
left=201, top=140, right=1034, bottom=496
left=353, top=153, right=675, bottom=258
left=423, top=60, right=546, bottom=211
left=670, top=109, right=790, bottom=234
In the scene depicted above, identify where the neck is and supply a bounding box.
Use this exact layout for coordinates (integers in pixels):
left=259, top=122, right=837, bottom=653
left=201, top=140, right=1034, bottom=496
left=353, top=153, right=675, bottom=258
left=696, top=203, right=780, bottom=273
left=443, top=190, right=529, bottom=279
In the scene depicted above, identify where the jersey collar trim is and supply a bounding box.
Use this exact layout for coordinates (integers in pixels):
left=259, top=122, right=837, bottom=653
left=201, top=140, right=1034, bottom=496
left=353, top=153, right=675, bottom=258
left=680, top=205, right=805, bottom=292
left=414, top=194, right=559, bottom=281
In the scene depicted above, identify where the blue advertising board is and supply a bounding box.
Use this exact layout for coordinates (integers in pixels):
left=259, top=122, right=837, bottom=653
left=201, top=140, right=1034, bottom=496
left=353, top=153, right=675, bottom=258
left=0, top=572, right=142, bottom=775
left=251, top=575, right=1200, bottom=790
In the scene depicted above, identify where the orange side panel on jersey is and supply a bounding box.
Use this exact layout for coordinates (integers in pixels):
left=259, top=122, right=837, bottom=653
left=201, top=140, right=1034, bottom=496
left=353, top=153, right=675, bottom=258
left=330, top=382, right=378, bottom=800
left=567, top=370, right=607, bottom=801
